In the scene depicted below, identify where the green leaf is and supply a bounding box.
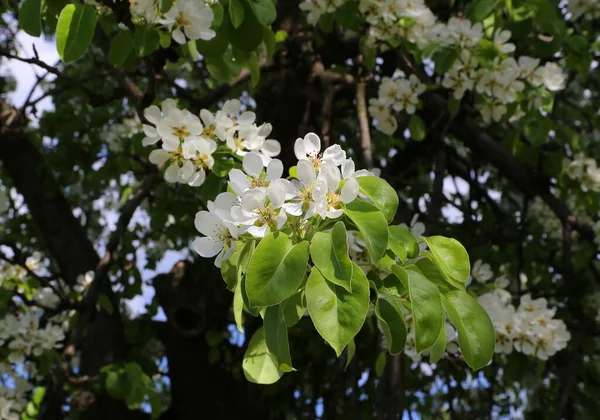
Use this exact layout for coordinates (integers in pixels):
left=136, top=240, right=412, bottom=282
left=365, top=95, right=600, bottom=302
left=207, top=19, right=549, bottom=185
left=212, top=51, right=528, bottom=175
left=335, top=1, right=361, bottom=30
left=442, top=291, right=495, bottom=370
left=432, top=48, right=459, bottom=75
left=243, top=327, right=283, bottom=384
left=248, top=0, right=276, bottom=25
left=211, top=155, right=235, bottom=177
left=32, top=387, right=46, bottom=406
left=467, top=0, right=496, bottom=22
left=282, top=289, right=305, bottom=327
left=263, top=26, right=276, bottom=63
left=19, top=0, right=42, bottom=36
left=247, top=51, right=260, bottom=86
left=448, top=97, right=460, bottom=116
left=387, top=225, right=419, bottom=262
left=264, top=305, right=295, bottom=372
left=414, top=257, right=461, bottom=292
left=97, top=294, right=114, bottom=314
left=246, top=232, right=309, bottom=307
left=105, top=371, right=127, bottom=399
left=408, top=115, right=426, bottom=141
left=229, top=0, right=245, bottom=29
left=424, top=236, right=470, bottom=284
left=356, top=176, right=399, bottom=223
left=310, top=222, right=353, bottom=292
left=233, top=279, right=245, bottom=333
left=223, top=4, right=264, bottom=52
left=344, top=201, right=389, bottom=261
left=134, top=26, right=160, bottom=57
left=429, top=312, right=446, bottom=364
left=109, top=31, right=134, bottom=67
left=375, top=352, right=386, bottom=377
left=196, top=29, right=229, bottom=57
left=375, top=290, right=407, bottom=355
left=211, top=2, right=224, bottom=28
left=158, top=0, right=173, bottom=13
left=406, top=268, right=443, bottom=353
left=56, top=4, right=97, bottom=63
left=306, top=264, right=369, bottom=357
left=345, top=338, right=356, bottom=370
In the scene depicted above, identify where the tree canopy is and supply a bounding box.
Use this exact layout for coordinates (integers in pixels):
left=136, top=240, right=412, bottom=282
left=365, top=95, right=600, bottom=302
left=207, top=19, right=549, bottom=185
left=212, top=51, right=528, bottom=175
left=0, top=0, right=599, bottom=418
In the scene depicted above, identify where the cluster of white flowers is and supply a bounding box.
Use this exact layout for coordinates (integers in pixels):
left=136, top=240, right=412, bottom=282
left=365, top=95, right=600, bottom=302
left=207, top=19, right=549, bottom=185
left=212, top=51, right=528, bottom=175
left=297, top=0, right=566, bottom=132
left=566, top=0, right=600, bottom=20
left=0, top=362, right=37, bottom=420
left=368, top=74, right=426, bottom=135
left=565, top=153, right=600, bottom=193
left=193, top=132, right=375, bottom=266
left=479, top=292, right=571, bottom=360
left=473, top=264, right=571, bottom=360
left=130, top=0, right=216, bottom=44
left=142, top=99, right=280, bottom=187
left=0, top=313, right=65, bottom=365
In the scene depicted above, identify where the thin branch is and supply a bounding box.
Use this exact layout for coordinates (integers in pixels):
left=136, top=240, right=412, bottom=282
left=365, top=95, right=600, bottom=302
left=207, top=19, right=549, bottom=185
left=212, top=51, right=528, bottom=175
left=356, top=80, right=373, bottom=169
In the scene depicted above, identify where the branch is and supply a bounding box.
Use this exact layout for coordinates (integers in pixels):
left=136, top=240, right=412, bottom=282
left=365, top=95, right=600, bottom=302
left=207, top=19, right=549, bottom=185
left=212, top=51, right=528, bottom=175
left=356, top=80, right=373, bottom=168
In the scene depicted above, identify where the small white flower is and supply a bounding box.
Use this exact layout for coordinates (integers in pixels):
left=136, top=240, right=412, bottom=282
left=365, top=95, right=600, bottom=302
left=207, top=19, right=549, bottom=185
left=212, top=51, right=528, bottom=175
left=161, top=0, right=215, bottom=44
left=233, top=183, right=288, bottom=237
left=313, top=163, right=359, bottom=219
left=193, top=193, right=240, bottom=267
left=493, top=29, right=515, bottom=53
left=538, top=62, right=566, bottom=91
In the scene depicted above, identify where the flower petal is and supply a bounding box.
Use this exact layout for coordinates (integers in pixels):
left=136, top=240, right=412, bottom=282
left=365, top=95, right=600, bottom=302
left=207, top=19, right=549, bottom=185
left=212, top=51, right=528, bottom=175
left=266, top=159, right=283, bottom=181
left=294, top=138, right=305, bottom=160
left=341, top=158, right=355, bottom=179
left=194, top=211, right=221, bottom=236
left=261, top=139, right=281, bottom=157
left=144, top=106, right=161, bottom=125
left=340, top=177, right=359, bottom=203
left=243, top=152, right=264, bottom=178
left=193, top=237, right=223, bottom=258
left=303, top=132, right=321, bottom=156
left=297, top=159, right=315, bottom=186
left=149, top=149, right=171, bottom=165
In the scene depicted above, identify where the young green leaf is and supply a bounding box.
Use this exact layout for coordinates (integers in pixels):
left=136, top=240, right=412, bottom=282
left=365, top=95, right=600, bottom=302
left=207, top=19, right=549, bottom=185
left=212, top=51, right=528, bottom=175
left=423, top=236, right=470, bottom=284
left=406, top=268, right=443, bottom=353
left=375, top=290, right=407, bottom=355
left=228, top=0, right=245, bottom=29
left=429, top=313, right=446, bottom=364
left=310, top=222, right=353, bottom=292
left=245, top=232, right=309, bottom=307
left=56, top=4, right=97, bottom=63
left=243, top=327, right=284, bottom=384
left=356, top=176, right=399, bottom=223
left=408, top=115, right=426, bottom=141
left=233, top=280, right=244, bottom=333
left=108, top=31, right=134, bottom=67
left=442, top=291, right=495, bottom=370
left=388, top=225, right=420, bottom=262
left=19, top=0, right=42, bottom=37
left=264, top=305, right=295, bottom=372
left=344, top=201, right=389, bottom=261
left=223, top=4, right=264, bottom=52
left=306, top=264, right=369, bottom=357
left=248, top=0, right=276, bottom=25
left=134, top=26, right=160, bottom=57
left=345, top=338, right=356, bottom=370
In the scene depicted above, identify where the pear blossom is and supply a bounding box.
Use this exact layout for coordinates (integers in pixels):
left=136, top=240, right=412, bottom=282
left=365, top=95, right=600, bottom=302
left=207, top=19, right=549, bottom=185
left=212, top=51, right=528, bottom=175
left=160, top=0, right=215, bottom=44
left=129, top=0, right=157, bottom=22
left=193, top=193, right=240, bottom=267
left=493, top=29, right=516, bottom=53
left=232, top=183, right=288, bottom=238
left=294, top=133, right=347, bottom=168
left=142, top=99, right=177, bottom=146
left=313, top=163, right=359, bottom=219
left=228, top=152, right=284, bottom=195
left=538, top=62, right=566, bottom=91
left=282, top=159, right=319, bottom=218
